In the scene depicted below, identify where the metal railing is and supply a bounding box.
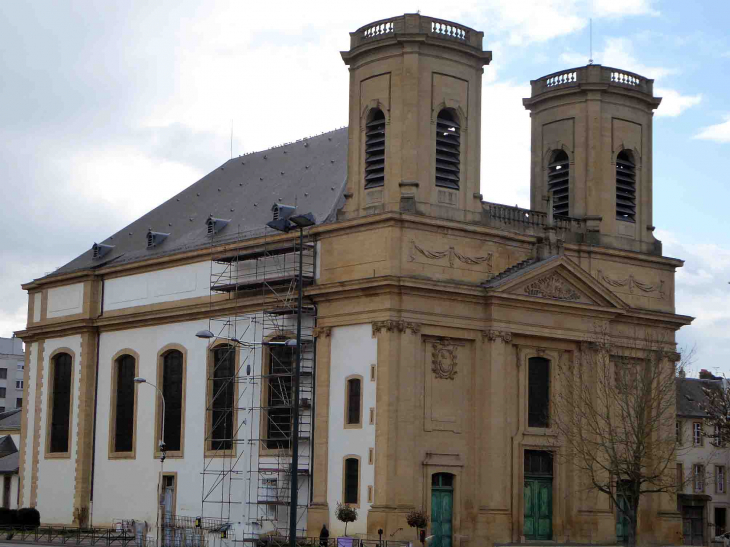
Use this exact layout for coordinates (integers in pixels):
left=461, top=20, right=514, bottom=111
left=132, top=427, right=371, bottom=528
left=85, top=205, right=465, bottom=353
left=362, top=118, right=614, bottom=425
left=256, top=539, right=410, bottom=547
left=0, top=526, right=139, bottom=546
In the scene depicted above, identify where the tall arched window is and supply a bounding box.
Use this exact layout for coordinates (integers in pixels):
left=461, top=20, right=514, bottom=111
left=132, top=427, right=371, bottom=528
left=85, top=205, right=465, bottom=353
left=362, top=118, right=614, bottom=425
left=365, top=109, right=386, bottom=188
left=435, top=109, right=460, bottom=189
left=345, top=376, right=362, bottom=427
left=528, top=357, right=550, bottom=428
left=547, top=150, right=570, bottom=216
left=161, top=349, right=184, bottom=453
left=113, top=354, right=136, bottom=453
left=49, top=352, right=72, bottom=454
left=343, top=457, right=360, bottom=505
left=616, top=150, right=636, bottom=222
left=210, top=345, right=235, bottom=451
left=264, top=343, right=294, bottom=450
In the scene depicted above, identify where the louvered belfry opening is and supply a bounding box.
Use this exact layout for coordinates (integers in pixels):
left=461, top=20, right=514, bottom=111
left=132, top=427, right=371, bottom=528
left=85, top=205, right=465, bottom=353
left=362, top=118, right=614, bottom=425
left=547, top=150, right=570, bottom=216
left=435, top=109, right=460, bottom=189
left=616, top=150, right=637, bottom=221
left=365, top=108, right=386, bottom=188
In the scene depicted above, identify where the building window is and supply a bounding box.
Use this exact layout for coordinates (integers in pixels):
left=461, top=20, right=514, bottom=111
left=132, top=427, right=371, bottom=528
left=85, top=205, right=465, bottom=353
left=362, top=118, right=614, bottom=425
left=0, top=369, right=6, bottom=380
left=209, top=345, right=235, bottom=452
left=694, top=464, right=705, bottom=492
left=17, top=363, right=23, bottom=370
left=368, top=447, right=374, bottom=465
left=676, top=420, right=682, bottom=444
left=693, top=422, right=703, bottom=446
left=0, top=388, right=6, bottom=398
left=677, top=463, right=684, bottom=492
left=16, top=398, right=21, bottom=409
left=365, top=108, right=386, bottom=189
left=15, top=381, right=23, bottom=390
left=616, top=150, right=636, bottom=222
left=0, top=407, right=4, bottom=413
left=343, top=456, right=360, bottom=506
left=369, top=407, right=375, bottom=425
left=714, top=425, right=724, bottom=447
left=49, top=352, right=73, bottom=454
left=718, top=466, right=726, bottom=494
left=160, top=349, right=184, bottom=454
left=528, top=357, right=550, bottom=428
left=547, top=150, right=570, bottom=216
left=435, top=108, right=460, bottom=189
left=262, top=344, right=294, bottom=450
left=345, top=376, right=362, bottom=427
left=112, top=354, right=137, bottom=454
left=370, top=364, right=376, bottom=382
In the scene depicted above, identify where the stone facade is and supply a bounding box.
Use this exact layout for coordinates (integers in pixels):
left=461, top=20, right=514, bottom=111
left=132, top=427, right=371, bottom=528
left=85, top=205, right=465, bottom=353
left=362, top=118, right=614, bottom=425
left=15, top=13, right=691, bottom=547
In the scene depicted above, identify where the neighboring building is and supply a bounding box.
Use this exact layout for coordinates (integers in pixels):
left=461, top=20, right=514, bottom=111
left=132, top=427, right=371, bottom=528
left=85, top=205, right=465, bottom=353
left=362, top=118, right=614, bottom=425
left=676, top=372, right=730, bottom=545
left=16, top=13, right=692, bottom=546
left=0, top=337, right=24, bottom=412
left=0, top=409, right=22, bottom=509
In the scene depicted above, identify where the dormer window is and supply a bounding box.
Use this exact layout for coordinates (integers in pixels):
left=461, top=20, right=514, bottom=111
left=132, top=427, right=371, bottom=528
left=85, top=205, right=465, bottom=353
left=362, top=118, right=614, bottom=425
left=365, top=109, right=386, bottom=189
left=146, top=230, right=170, bottom=248
left=547, top=150, right=570, bottom=216
left=616, top=150, right=636, bottom=222
left=435, top=109, right=460, bottom=189
left=92, top=243, right=114, bottom=259
left=206, top=217, right=230, bottom=235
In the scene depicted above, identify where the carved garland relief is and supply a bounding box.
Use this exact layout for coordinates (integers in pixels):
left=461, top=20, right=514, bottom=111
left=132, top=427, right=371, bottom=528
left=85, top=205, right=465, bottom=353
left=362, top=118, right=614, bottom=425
left=523, top=273, right=581, bottom=301
left=431, top=338, right=458, bottom=380
left=597, top=270, right=665, bottom=299
left=371, top=320, right=421, bottom=337
left=409, top=239, right=493, bottom=272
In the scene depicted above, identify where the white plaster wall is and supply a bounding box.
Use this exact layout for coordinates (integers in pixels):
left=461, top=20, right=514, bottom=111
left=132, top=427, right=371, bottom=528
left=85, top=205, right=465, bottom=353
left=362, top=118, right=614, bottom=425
left=21, top=342, right=37, bottom=508
left=47, top=284, right=84, bottom=319
left=103, top=262, right=211, bottom=312
left=326, top=324, right=377, bottom=537
left=33, top=293, right=41, bottom=322
left=36, top=335, right=83, bottom=523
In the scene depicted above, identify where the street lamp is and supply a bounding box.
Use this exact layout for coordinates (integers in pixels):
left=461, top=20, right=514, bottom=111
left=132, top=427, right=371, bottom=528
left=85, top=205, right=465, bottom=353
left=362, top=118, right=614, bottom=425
left=267, top=204, right=315, bottom=547
left=135, top=377, right=167, bottom=547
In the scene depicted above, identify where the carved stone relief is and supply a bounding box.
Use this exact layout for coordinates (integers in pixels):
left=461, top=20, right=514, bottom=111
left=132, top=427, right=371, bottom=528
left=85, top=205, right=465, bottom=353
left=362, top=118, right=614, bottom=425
left=482, top=330, right=512, bottom=343
left=597, top=270, right=665, bottom=299
left=408, top=239, right=493, bottom=272
left=523, top=274, right=581, bottom=301
left=431, top=338, right=458, bottom=380
left=312, top=326, right=332, bottom=338
left=371, top=320, right=421, bottom=337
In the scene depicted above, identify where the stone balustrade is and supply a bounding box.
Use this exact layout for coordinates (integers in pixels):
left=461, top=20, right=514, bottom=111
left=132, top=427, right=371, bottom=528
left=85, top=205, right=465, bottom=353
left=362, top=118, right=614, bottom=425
left=529, top=65, right=654, bottom=97
left=350, top=14, right=482, bottom=50
left=482, top=201, right=584, bottom=236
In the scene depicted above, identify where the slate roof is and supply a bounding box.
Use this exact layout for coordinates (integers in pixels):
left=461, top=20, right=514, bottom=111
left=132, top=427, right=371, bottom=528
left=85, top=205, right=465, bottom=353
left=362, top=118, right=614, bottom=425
left=676, top=377, right=722, bottom=418
left=49, top=128, right=349, bottom=277
left=0, top=409, right=21, bottom=430
left=482, top=255, right=555, bottom=288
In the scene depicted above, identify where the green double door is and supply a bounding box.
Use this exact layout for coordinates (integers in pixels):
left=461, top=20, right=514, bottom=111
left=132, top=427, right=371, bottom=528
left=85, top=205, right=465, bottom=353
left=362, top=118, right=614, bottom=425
left=524, top=478, right=552, bottom=540
left=431, top=474, right=454, bottom=547
left=616, top=495, right=630, bottom=543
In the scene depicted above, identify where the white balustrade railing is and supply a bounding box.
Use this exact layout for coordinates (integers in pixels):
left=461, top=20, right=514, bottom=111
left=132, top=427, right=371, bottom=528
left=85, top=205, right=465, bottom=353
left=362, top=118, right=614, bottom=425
left=361, top=20, right=394, bottom=40
left=611, top=71, right=641, bottom=86
left=546, top=71, right=578, bottom=87
left=430, top=20, right=468, bottom=40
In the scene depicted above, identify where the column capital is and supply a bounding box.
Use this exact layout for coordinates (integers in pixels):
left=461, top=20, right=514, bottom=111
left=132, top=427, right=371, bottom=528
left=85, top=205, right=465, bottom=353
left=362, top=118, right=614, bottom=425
left=372, top=320, right=421, bottom=338
left=482, top=329, right=512, bottom=343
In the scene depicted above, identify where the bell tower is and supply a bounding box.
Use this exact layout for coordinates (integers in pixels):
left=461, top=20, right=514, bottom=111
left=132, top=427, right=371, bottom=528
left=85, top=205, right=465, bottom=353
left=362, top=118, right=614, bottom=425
left=340, top=14, right=491, bottom=222
left=523, top=65, right=663, bottom=254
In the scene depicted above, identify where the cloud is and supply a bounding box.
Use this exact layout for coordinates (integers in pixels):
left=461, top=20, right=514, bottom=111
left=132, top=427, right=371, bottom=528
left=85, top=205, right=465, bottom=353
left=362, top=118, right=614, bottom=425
left=653, top=88, right=702, bottom=117
left=694, top=116, right=730, bottom=143
left=591, top=0, right=659, bottom=17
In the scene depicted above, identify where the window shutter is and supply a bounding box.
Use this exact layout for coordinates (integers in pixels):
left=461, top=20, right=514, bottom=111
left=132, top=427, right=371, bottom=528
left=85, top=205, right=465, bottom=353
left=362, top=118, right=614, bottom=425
left=435, top=110, right=460, bottom=189
left=547, top=150, right=570, bottom=216
left=616, top=151, right=637, bottom=221
left=365, top=109, right=386, bottom=188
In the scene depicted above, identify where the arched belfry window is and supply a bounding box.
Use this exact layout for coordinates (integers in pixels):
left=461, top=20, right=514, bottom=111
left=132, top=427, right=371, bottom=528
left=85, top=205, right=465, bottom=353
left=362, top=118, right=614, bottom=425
left=616, top=150, right=636, bottom=222
left=365, top=109, right=386, bottom=188
left=547, top=150, right=570, bottom=216
left=435, top=109, right=460, bottom=189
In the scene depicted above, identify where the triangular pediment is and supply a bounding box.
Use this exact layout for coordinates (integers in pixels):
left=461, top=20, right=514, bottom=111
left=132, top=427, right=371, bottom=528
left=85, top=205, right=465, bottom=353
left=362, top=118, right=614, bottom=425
left=486, top=255, right=628, bottom=309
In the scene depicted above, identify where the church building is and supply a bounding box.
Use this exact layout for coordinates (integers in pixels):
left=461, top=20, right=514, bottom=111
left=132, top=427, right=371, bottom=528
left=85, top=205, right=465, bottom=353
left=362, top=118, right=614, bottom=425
left=17, top=13, right=691, bottom=546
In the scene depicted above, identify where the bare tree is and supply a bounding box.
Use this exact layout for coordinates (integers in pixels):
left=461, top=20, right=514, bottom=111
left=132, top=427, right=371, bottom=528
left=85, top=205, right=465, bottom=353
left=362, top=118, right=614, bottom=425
left=551, top=326, right=691, bottom=547
left=701, top=376, right=730, bottom=446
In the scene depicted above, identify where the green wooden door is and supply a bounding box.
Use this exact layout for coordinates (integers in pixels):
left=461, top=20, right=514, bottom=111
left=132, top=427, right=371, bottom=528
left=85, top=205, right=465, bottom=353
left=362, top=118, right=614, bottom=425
left=616, top=495, right=629, bottom=543
left=431, top=474, right=453, bottom=547
left=524, top=478, right=552, bottom=540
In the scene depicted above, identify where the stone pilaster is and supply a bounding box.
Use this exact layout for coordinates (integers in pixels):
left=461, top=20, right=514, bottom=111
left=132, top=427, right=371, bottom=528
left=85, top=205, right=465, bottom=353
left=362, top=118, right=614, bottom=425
left=30, top=340, right=45, bottom=507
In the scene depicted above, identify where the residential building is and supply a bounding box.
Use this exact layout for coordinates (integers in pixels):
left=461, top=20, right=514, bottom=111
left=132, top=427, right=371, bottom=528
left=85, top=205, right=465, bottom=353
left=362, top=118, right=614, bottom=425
left=15, top=13, right=691, bottom=546
left=0, top=409, right=22, bottom=508
left=0, top=337, right=24, bottom=412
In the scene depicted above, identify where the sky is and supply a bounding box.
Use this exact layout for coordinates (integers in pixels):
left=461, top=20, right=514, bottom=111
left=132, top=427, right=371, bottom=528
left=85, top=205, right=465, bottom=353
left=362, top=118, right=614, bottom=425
left=0, top=0, right=728, bottom=374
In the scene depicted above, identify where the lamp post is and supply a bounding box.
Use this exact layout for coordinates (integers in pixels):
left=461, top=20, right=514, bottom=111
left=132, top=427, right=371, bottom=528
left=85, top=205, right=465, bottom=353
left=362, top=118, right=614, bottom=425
left=134, top=377, right=166, bottom=547
left=267, top=206, right=315, bottom=547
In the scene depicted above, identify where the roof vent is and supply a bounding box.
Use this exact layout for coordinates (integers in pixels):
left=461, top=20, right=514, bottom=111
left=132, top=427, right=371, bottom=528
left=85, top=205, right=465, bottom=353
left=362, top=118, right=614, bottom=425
left=206, top=216, right=231, bottom=235
left=92, top=243, right=114, bottom=259
left=146, top=230, right=170, bottom=248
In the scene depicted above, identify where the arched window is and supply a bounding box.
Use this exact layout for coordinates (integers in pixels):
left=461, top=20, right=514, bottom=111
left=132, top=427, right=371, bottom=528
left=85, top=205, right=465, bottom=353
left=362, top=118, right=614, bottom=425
left=435, top=109, right=460, bottom=189
left=113, top=354, right=136, bottom=453
left=345, top=376, right=362, bottom=427
left=547, top=150, right=570, bottom=216
left=161, top=350, right=184, bottom=453
left=210, top=345, right=235, bottom=451
left=343, top=457, right=360, bottom=505
left=264, top=342, right=294, bottom=449
left=49, top=352, right=72, bottom=454
left=528, top=357, right=550, bottom=428
left=365, top=109, right=386, bottom=188
left=616, top=150, right=636, bottom=222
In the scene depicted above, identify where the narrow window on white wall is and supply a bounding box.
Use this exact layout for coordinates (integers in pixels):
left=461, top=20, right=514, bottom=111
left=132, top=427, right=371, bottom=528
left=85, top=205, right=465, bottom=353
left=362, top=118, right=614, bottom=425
left=113, top=354, right=137, bottom=453
left=345, top=377, right=363, bottom=428
left=368, top=447, right=374, bottom=465
left=161, top=350, right=184, bottom=453
left=693, top=422, right=703, bottom=447
left=343, top=457, right=360, bottom=506
left=369, top=407, right=374, bottom=425
left=49, top=352, right=73, bottom=454
left=370, top=364, right=376, bottom=382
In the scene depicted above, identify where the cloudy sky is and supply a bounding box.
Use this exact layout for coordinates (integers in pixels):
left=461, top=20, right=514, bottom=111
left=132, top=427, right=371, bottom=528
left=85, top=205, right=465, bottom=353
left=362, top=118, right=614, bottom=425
left=1, top=0, right=728, bottom=374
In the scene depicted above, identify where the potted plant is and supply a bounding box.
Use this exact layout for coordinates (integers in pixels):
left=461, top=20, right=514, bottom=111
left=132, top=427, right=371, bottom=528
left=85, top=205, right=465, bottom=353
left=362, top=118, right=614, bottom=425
left=335, top=502, right=358, bottom=546
left=406, top=509, right=428, bottom=541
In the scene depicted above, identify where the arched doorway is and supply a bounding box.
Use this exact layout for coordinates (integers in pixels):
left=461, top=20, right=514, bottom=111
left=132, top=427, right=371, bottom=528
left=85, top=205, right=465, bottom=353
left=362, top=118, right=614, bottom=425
left=431, top=473, right=454, bottom=547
